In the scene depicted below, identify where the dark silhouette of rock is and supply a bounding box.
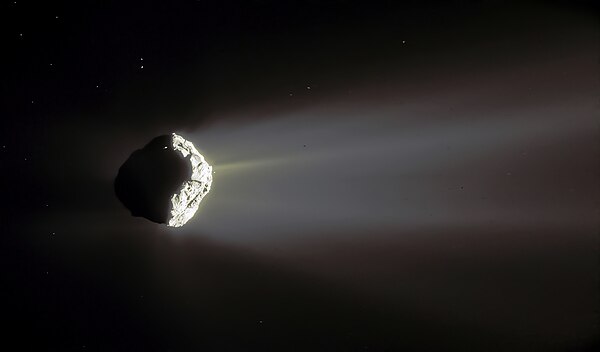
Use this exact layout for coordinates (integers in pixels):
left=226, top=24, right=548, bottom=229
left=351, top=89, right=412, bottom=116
left=114, top=135, right=191, bottom=224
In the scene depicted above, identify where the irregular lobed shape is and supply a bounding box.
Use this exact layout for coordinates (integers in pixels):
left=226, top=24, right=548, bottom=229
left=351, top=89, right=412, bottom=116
left=168, top=133, right=213, bottom=227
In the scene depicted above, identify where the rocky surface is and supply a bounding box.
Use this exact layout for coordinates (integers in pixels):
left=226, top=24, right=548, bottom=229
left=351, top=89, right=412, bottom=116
left=114, top=134, right=212, bottom=226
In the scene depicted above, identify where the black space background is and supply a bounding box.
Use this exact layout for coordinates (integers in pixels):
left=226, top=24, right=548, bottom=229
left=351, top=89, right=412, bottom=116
left=2, top=1, right=599, bottom=351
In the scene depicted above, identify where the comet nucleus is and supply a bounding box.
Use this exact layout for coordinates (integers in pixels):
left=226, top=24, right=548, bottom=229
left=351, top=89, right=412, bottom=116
left=114, top=133, right=212, bottom=227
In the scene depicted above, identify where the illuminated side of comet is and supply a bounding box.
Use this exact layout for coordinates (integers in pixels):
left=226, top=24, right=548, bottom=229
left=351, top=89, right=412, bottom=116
left=168, top=133, right=213, bottom=227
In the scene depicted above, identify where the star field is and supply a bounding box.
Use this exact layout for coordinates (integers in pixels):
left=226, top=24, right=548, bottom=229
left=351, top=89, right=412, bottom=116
left=2, top=1, right=598, bottom=351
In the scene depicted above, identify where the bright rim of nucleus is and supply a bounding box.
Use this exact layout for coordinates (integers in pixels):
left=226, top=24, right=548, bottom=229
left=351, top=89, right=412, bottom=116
left=168, top=133, right=213, bottom=227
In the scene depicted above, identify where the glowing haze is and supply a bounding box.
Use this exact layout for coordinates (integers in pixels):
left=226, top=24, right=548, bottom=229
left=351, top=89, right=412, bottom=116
left=170, top=53, right=597, bottom=249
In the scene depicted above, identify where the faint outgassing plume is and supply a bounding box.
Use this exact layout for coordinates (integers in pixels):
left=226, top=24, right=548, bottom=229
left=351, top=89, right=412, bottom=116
left=168, top=87, right=596, bottom=245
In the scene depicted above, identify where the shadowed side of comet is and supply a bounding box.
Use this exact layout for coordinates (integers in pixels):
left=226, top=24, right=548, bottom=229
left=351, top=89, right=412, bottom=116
left=114, top=134, right=192, bottom=224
